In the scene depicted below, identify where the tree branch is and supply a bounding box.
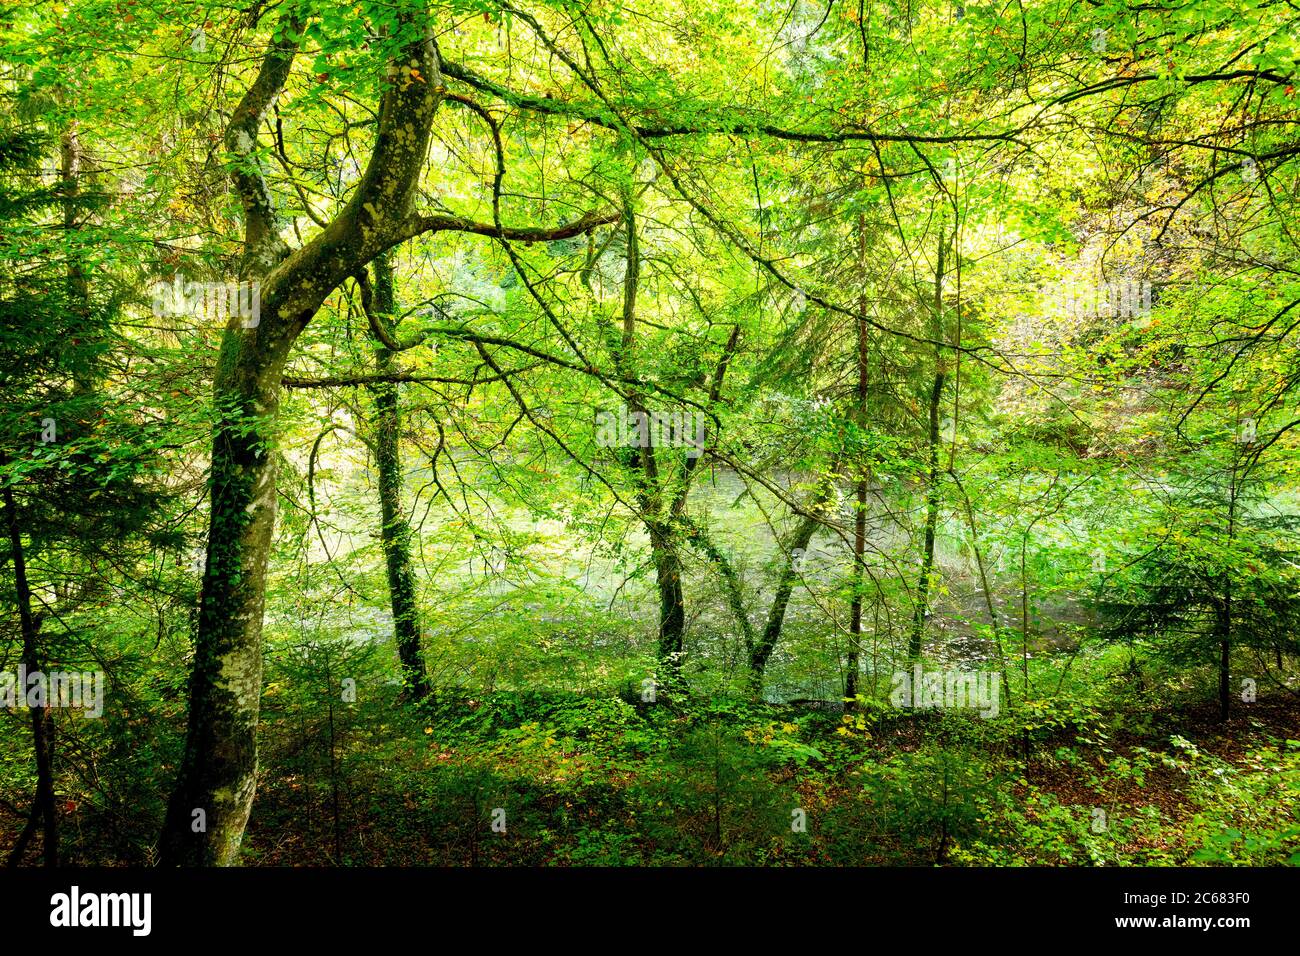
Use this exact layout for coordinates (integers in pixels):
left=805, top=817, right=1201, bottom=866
left=388, top=206, right=619, bottom=248
left=226, top=15, right=302, bottom=275
left=440, top=58, right=1027, bottom=146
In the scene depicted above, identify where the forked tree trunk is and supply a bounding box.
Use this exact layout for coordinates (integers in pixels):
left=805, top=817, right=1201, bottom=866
left=749, top=512, right=822, bottom=696
left=160, top=19, right=445, bottom=865
left=681, top=518, right=755, bottom=659
left=158, top=12, right=615, bottom=863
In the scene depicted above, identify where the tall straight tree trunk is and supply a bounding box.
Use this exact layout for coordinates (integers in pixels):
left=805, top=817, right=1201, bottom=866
left=368, top=255, right=430, bottom=699
left=1, top=462, right=57, bottom=866
left=1217, top=601, right=1232, bottom=721
left=952, top=471, right=1014, bottom=708
left=60, top=118, right=93, bottom=390
left=846, top=215, right=869, bottom=703
left=60, top=123, right=89, bottom=320
left=908, top=231, right=946, bottom=661
left=1218, top=464, right=1238, bottom=721
left=847, top=482, right=867, bottom=701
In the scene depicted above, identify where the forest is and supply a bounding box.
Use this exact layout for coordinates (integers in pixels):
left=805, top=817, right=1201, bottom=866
left=1, top=0, right=1299, bottom=873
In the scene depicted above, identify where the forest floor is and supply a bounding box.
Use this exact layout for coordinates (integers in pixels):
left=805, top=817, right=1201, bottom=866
left=234, top=677, right=1300, bottom=867
left=7, top=649, right=1295, bottom=867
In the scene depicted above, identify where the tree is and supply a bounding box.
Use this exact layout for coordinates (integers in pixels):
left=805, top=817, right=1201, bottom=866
left=160, top=6, right=612, bottom=864
left=0, top=122, right=176, bottom=865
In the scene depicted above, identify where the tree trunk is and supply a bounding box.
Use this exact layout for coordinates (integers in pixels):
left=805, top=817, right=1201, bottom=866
left=158, top=13, right=610, bottom=862
left=651, top=520, right=687, bottom=686
left=682, top=518, right=754, bottom=659
left=615, top=198, right=689, bottom=690
left=747, top=461, right=841, bottom=697
left=368, top=255, right=430, bottom=699
left=908, top=370, right=945, bottom=660
left=846, top=215, right=869, bottom=703
left=952, top=471, right=1014, bottom=709
left=1, top=464, right=57, bottom=866
left=159, top=342, right=282, bottom=865
left=1218, top=604, right=1231, bottom=722
left=1219, top=457, right=1239, bottom=721
left=847, top=480, right=867, bottom=701
left=60, top=123, right=89, bottom=321
left=749, top=509, right=823, bottom=696
left=908, top=232, right=946, bottom=661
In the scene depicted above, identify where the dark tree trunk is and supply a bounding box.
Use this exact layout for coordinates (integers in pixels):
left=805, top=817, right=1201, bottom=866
left=1217, top=600, right=1232, bottom=721
left=749, top=511, right=822, bottom=697
left=616, top=198, right=688, bottom=691
left=908, top=232, right=946, bottom=661
left=847, top=479, right=867, bottom=702
left=2, top=466, right=57, bottom=867
left=60, top=124, right=89, bottom=319
left=368, top=255, right=430, bottom=700
left=846, top=216, right=869, bottom=704
left=1219, top=459, right=1239, bottom=722
left=651, top=521, right=687, bottom=685
left=908, top=369, right=945, bottom=660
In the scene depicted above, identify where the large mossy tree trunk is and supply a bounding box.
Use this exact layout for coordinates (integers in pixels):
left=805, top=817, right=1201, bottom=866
left=159, top=342, right=283, bottom=865
left=160, top=18, right=444, bottom=865
left=159, top=10, right=614, bottom=863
